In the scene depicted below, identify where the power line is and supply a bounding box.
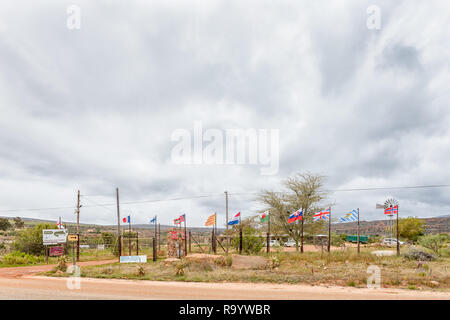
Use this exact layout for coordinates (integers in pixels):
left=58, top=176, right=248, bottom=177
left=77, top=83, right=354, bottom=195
left=0, top=184, right=449, bottom=214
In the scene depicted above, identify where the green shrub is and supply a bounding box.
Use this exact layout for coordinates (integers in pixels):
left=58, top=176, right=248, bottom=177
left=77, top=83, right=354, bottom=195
left=418, top=234, right=447, bottom=255
left=13, top=223, right=57, bottom=255
left=1, top=251, right=40, bottom=265
left=231, top=227, right=265, bottom=255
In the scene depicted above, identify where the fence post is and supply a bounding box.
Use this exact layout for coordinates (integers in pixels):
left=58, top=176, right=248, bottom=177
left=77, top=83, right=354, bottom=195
left=189, top=231, right=192, bottom=253
left=239, top=229, right=243, bottom=254
left=152, top=237, right=157, bottom=262
left=136, top=232, right=139, bottom=256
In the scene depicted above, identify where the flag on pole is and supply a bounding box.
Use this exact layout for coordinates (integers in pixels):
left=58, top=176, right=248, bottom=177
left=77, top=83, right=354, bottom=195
left=56, top=218, right=62, bottom=229
left=205, top=213, right=216, bottom=226
left=338, top=209, right=358, bottom=223
left=288, top=209, right=303, bottom=223
left=313, top=208, right=330, bottom=222
left=260, top=211, right=269, bottom=223
left=150, top=216, right=156, bottom=224
left=122, top=216, right=130, bottom=223
left=384, top=205, right=398, bottom=215
left=228, top=212, right=241, bottom=225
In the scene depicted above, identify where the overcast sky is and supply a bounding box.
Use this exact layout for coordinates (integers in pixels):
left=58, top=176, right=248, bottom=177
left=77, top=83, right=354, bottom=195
left=0, top=0, right=449, bottom=227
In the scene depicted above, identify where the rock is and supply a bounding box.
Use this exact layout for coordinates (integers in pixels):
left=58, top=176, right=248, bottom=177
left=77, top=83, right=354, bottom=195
left=55, top=270, right=64, bottom=275
left=163, top=258, right=181, bottom=266
left=403, top=249, right=437, bottom=261
left=430, top=281, right=439, bottom=286
left=185, top=254, right=225, bottom=265
left=371, top=250, right=396, bottom=256
left=231, top=254, right=268, bottom=270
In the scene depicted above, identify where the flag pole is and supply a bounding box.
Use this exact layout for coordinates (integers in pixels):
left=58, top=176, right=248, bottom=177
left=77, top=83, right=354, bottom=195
left=300, top=210, right=304, bottom=253
left=267, top=211, right=270, bottom=253
left=128, top=215, right=131, bottom=256
left=327, top=208, right=331, bottom=253
left=396, top=205, right=400, bottom=256
left=184, top=215, right=187, bottom=257
left=154, top=215, right=157, bottom=251
left=239, top=212, right=242, bottom=254
left=357, top=208, right=360, bottom=255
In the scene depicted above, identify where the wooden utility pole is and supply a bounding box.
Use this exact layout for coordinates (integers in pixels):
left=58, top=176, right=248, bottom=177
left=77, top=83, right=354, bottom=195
left=154, top=216, right=158, bottom=253
left=158, top=223, right=161, bottom=251
left=128, top=216, right=131, bottom=256
left=214, top=214, right=217, bottom=254
left=357, top=208, right=360, bottom=254
left=327, top=208, right=331, bottom=253
left=116, top=188, right=121, bottom=260
left=225, top=191, right=229, bottom=254
left=396, top=205, right=400, bottom=256
left=76, top=190, right=80, bottom=261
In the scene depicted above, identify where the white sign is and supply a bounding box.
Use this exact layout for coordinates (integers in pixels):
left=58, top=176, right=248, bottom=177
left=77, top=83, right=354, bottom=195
left=97, top=244, right=105, bottom=250
left=120, top=255, right=147, bottom=263
left=43, top=229, right=68, bottom=245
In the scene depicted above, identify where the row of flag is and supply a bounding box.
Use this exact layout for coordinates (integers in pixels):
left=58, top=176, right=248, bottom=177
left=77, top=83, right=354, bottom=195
left=128, top=205, right=398, bottom=227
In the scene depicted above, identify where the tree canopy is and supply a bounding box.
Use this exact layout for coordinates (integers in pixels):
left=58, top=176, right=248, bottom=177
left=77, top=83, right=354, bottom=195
left=258, top=172, right=328, bottom=251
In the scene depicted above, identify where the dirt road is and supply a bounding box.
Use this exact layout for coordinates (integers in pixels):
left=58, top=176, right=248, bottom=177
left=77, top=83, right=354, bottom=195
left=0, top=262, right=448, bottom=300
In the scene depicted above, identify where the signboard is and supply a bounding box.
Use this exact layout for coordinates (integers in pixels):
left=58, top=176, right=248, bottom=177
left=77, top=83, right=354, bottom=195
left=49, top=246, right=64, bottom=256
left=68, top=234, right=79, bottom=242
left=97, top=244, right=105, bottom=250
left=43, top=229, right=68, bottom=245
left=120, top=255, right=147, bottom=263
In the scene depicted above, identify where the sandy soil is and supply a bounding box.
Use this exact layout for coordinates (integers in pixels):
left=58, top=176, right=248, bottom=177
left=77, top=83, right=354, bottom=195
left=0, top=260, right=448, bottom=300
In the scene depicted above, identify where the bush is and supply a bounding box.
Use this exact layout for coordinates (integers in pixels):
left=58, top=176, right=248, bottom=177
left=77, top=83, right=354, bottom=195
left=54, top=256, right=68, bottom=272
left=13, top=223, right=57, bottom=255
left=136, top=264, right=146, bottom=276
left=0, top=218, right=12, bottom=231
left=231, top=227, right=265, bottom=255
left=331, top=234, right=345, bottom=247
left=403, top=247, right=437, bottom=261
left=418, top=234, right=447, bottom=255
left=1, top=251, right=40, bottom=265
left=175, top=261, right=188, bottom=276
left=268, top=255, right=281, bottom=270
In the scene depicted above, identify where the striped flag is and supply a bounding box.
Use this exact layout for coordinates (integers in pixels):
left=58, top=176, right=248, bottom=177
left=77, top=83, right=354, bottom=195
left=384, top=205, right=398, bottom=215
left=288, top=210, right=303, bottom=223
left=205, top=213, right=216, bottom=226
left=338, top=209, right=358, bottom=223
left=228, top=212, right=240, bottom=225
left=313, top=208, right=330, bottom=222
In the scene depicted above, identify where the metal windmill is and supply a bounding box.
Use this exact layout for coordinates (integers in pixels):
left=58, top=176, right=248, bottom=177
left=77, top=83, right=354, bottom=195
left=384, top=197, right=400, bottom=256
left=384, top=198, right=399, bottom=239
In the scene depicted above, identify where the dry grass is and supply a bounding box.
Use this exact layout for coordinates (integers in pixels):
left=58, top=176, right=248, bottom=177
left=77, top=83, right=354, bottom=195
left=44, top=247, right=450, bottom=291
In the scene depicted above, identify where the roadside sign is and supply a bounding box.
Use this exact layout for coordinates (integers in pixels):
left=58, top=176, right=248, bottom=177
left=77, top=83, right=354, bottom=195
left=68, top=234, right=79, bottom=242
left=43, top=229, right=68, bottom=245
left=49, top=246, right=64, bottom=256
left=120, top=255, right=147, bottom=263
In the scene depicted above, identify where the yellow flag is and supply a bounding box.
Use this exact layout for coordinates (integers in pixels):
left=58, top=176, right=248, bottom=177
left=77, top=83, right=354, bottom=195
left=205, top=213, right=216, bottom=226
